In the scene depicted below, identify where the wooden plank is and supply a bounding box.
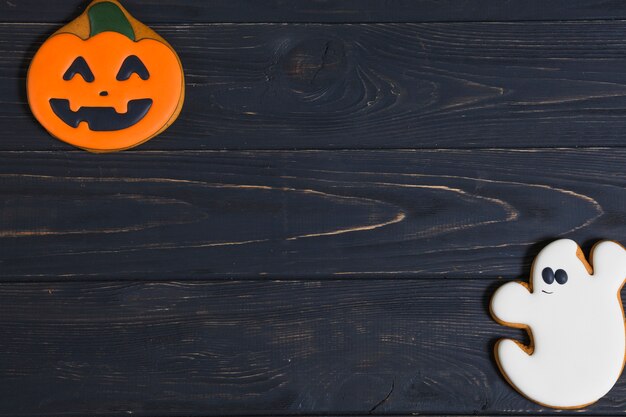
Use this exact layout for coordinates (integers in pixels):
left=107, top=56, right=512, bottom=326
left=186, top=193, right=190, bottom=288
left=2, top=0, right=626, bottom=23
left=0, top=149, right=623, bottom=280
left=6, top=22, right=626, bottom=150
left=1, top=279, right=625, bottom=416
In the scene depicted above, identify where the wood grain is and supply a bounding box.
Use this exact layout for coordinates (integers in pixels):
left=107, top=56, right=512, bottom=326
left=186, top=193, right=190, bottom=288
left=4, top=3, right=626, bottom=416
left=2, top=0, right=626, bottom=23
left=0, top=149, right=623, bottom=280
left=7, top=22, right=626, bottom=150
left=0, top=279, right=625, bottom=416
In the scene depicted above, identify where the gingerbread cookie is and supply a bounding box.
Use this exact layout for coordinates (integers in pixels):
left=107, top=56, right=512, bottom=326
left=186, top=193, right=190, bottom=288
left=27, top=0, right=185, bottom=152
left=491, top=239, right=626, bottom=409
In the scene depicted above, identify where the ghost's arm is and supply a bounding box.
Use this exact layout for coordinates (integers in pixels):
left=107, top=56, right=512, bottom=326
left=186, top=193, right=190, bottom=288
left=591, top=241, right=626, bottom=289
left=490, top=281, right=533, bottom=326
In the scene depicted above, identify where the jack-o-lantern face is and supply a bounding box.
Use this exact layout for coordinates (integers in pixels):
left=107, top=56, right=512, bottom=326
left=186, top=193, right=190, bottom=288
left=27, top=0, right=184, bottom=152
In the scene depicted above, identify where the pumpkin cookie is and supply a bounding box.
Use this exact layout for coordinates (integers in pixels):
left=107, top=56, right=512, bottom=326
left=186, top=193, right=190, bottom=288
left=27, top=0, right=185, bottom=152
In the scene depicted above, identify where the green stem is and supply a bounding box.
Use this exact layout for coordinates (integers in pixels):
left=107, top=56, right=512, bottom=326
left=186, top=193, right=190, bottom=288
left=88, top=2, right=135, bottom=40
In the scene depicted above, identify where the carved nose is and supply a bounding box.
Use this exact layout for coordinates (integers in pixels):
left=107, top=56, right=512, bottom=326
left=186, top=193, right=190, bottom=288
left=99, top=91, right=109, bottom=97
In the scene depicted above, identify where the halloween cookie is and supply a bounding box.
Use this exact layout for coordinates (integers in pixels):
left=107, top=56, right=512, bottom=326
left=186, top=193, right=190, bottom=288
left=27, top=0, right=185, bottom=152
left=490, top=239, right=626, bottom=409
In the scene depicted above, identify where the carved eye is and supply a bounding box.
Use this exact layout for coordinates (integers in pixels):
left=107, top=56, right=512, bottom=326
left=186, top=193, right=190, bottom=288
left=542, top=267, right=555, bottom=285
left=117, top=55, right=150, bottom=81
left=63, top=57, right=95, bottom=82
left=555, top=269, right=568, bottom=285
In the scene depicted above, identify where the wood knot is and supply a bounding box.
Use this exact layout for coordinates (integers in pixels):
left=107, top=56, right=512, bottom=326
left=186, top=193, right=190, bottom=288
left=281, top=39, right=347, bottom=87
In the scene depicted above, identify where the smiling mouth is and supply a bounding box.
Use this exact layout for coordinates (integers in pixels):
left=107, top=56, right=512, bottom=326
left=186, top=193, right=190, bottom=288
left=542, top=290, right=553, bottom=294
left=49, top=98, right=153, bottom=131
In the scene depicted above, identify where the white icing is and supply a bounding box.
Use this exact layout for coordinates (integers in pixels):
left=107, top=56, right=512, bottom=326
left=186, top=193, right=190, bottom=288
left=491, top=239, right=626, bottom=408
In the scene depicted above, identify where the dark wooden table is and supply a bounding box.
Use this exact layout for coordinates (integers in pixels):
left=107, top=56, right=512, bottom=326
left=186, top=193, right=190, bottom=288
left=1, top=1, right=626, bottom=415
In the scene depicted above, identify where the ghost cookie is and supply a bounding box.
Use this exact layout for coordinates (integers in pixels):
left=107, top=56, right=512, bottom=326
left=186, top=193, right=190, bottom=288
left=27, top=0, right=185, bottom=153
left=490, top=239, right=626, bottom=409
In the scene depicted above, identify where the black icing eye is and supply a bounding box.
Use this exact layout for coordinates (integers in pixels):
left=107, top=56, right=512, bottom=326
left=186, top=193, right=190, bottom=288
left=555, top=269, right=568, bottom=285
left=117, top=55, right=150, bottom=81
left=542, top=267, right=555, bottom=285
left=63, top=56, right=95, bottom=82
